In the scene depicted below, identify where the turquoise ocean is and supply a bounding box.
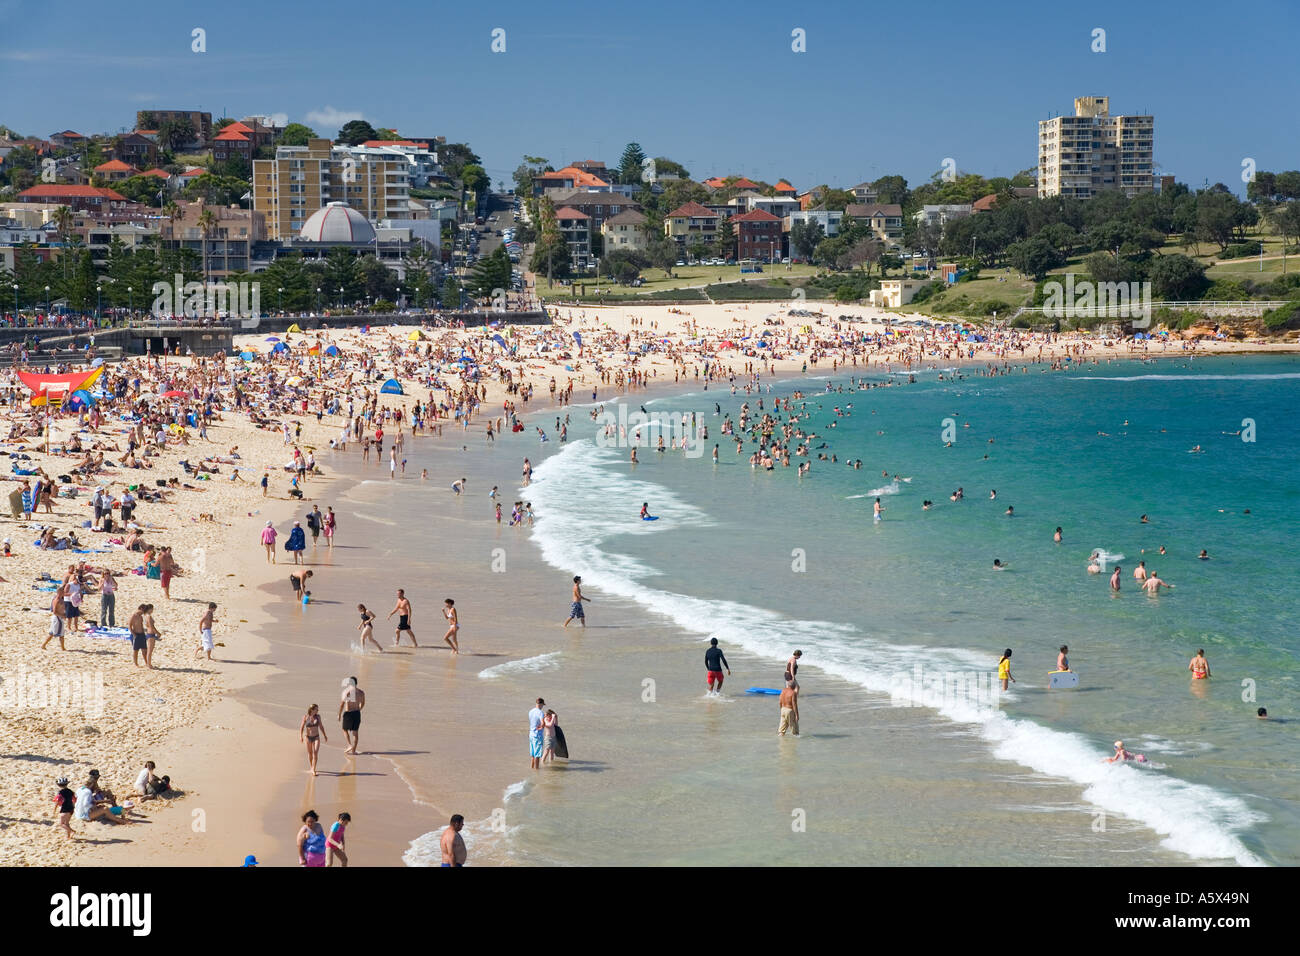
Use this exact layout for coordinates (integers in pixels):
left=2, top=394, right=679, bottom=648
left=440, top=354, right=1300, bottom=867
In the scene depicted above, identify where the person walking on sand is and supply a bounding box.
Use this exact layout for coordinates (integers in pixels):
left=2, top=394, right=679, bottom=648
left=54, top=775, right=75, bottom=840
left=326, top=812, right=350, bottom=867
left=42, top=584, right=67, bottom=651
left=563, top=576, right=589, bottom=628
left=307, top=505, right=323, bottom=547
left=778, top=680, right=800, bottom=737
left=1189, top=649, right=1211, bottom=680
left=297, top=810, right=327, bottom=867
left=286, top=521, right=306, bottom=565
left=300, top=703, right=327, bottom=775
left=196, top=602, right=218, bottom=660
left=440, top=815, right=466, bottom=867
left=339, top=676, right=365, bottom=755
left=442, top=598, right=460, bottom=654
left=357, top=604, right=383, bottom=653
left=388, top=589, right=417, bottom=646
left=705, top=637, right=731, bottom=693
left=323, top=507, right=336, bottom=550
left=99, top=568, right=117, bottom=627
left=261, top=521, right=277, bottom=564
left=529, top=697, right=546, bottom=770
left=129, top=604, right=149, bottom=667
left=997, top=648, right=1015, bottom=690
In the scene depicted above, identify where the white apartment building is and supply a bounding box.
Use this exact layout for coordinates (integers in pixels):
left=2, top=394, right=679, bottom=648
left=1038, top=96, right=1154, bottom=199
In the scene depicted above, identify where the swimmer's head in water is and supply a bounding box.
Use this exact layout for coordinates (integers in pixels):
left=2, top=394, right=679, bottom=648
left=1258, top=708, right=1268, bottom=718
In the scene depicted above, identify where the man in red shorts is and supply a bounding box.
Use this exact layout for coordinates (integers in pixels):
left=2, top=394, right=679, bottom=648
left=705, top=637, right=730, bottom=693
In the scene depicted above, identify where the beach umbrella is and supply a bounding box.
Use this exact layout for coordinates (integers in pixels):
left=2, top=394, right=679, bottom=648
left=324, top=345, right=340, bottom=357
left=272, top=342, right=290, bottom=354
left=239, top=351, right=256, bottom=361
left=286, top=323, right=304, bottom=334
left=163, top=390, right=187, bottom=398
left=264, top=337, right=280, bottom=342
left=90, top=357, right=104, bottom=368
left=66, top=389, right=95, bottom=410
left=380, top=378, right=405, bottom=395
left=573, top=332, right=583, bottom=345
left=492, top=334, right=507, bottom=348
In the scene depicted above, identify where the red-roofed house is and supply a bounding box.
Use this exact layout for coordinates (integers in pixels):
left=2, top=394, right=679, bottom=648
left=94, top=159, right=139, bottom=182
left=49, top=130, right=87, bottom=148
left=212, top=127, right=252, bottom=162
left=774, top=180, right=796, bottom=195
left=18, top=184, right=130, bottom=213
left=732, top=209, right=782, bottom=261
left=533, top=165, right=613, bottom=198
left=664, top=201, right=719, bottom=252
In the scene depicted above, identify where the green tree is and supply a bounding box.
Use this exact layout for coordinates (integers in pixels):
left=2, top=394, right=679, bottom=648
left=182, top=173, right=248, bottom=207
left=1148, top=254, right=1208, bottom=300
left=279, top=123, right=317, bottom=147
left=871, top=175, right=909, bottom=206
left=440, top=274, right=462, bottom=309
left=258, top=255, right=314, bottom=312
left=157, top=118, right=196, bottom=151
left=713, top=216, right=736, bottom=259
left=618, top=143, right=647, bottom=184
left=1006, top=236, right=1065, bottom=280
left=468, top=246, right=513, bottom=298
left=646, top=237, right=678, bottom=277
left=460, top=163, right=489, bottom=196
left=790, top=220, right=824, bottom=261
left=335, top=120, right=378, bottom=146
left=439, top=143, right=481, bottom=180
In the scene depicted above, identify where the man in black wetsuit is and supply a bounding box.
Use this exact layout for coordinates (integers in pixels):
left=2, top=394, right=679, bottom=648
left=705, top=637, right=730, bottom=693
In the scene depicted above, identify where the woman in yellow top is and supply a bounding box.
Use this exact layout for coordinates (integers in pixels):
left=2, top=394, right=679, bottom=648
left=997, top=648, right=1015, bottom=690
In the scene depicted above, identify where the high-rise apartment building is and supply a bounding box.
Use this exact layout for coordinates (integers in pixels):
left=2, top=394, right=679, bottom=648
left=253, top=139, right=409, bottom=240
left=1038, top=97, right=1153, bottom=199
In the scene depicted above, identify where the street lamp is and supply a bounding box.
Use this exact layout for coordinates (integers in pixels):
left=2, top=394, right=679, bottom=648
left=45, top=285, right=51, bottom=315
left=11, top=283, right=16, bottom=317
left=316, top=287, right=321, bottom=313
left=278, top=287, right=284, bottom=313
left=337, top=287, right=344, bottom=309
left=128, top=286, right=133, bottom=315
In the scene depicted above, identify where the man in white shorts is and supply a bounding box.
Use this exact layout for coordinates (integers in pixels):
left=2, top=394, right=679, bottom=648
left=196, top=602, right=218, bottom=660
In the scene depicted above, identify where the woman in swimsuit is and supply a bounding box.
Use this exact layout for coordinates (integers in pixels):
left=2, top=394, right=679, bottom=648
left=299, top=704, right=327, bottom=776
left=357, top=604, right=382, bottom=653
left=1189, top=649, right=1211, bottom=680
left=542, top=709, right=558, bottom=764
left=297, top=810, right=327, bottom=866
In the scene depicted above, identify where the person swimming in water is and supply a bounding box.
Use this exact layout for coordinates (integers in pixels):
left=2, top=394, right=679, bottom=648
left=1105, top=740, right=1147, bottom=764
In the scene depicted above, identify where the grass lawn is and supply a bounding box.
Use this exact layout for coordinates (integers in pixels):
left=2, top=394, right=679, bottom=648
left=922, top=266, right=1034, bottom=316
left=533, top=262, right=822, bottom=300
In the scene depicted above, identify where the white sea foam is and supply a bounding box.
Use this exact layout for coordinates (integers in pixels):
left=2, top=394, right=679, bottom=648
left=404, top=779, right=530, bottom=867
left=478, top=652, right=562, bottom=680
left=524, top=440, right=1268, bottom=866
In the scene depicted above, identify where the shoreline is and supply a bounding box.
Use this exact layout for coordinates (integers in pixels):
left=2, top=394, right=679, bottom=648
left=6, top=305, right=1290, bottom=867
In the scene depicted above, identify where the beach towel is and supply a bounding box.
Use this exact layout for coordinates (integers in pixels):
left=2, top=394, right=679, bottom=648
left=84, top=625, right=132, bottom=642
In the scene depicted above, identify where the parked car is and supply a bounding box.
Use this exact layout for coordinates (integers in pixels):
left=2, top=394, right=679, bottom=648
left=676, top=260, right=685, bottom=267
left=781, top=257, right=791, bottom=264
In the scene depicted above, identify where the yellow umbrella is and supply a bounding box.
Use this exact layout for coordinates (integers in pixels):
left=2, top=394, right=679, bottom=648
left=286, top=376, right=303, bottom=387
left=287, top=323, right=304, bottom=334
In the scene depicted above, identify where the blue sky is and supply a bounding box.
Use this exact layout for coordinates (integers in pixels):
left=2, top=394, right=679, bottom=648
left=2, top=0, right=1296, bottom=195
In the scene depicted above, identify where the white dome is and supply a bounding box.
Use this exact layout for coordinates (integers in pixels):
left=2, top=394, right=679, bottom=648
left=299, top=202, right=376, bottom=243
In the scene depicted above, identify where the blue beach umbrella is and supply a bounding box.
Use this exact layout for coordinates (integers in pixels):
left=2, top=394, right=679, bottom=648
left=324, top=345, right=340, bottom=356
left=239, top=351, right=256, bottom=361
left=380, top=378, right=404, bottom=395
left=573, top=332, right=582, bottom=346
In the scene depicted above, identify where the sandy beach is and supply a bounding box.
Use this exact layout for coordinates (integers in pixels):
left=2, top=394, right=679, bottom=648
left=3, top=298, right=1294, bottom=867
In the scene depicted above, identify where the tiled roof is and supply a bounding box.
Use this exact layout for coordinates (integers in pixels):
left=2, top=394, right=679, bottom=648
left=139, top=168, right=173, bottom=178
left=553, top=206, right=589, bottom=219
left=971, top=194, right=998, bottom=212
left=20, top=184, right=127, bottom=200
left=774, top=181, right=796, bottom=192
left=94, top=160, right=135, bottom=172
left=213, top=129, right=250, bottom=142
left=666, top=202, right=717, bottom=219
left=222, top=121, right=253, bottom=133
left=603, top=209, right=646, bottom=226
left=845, top=203, right=902, bottom=218
left=731, top=209, right=781, bottom=222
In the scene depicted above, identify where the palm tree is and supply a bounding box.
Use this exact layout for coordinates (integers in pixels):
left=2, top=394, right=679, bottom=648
left=196, top=205, right=217, bottom=282
left=52, top=206, right=75, bottom=279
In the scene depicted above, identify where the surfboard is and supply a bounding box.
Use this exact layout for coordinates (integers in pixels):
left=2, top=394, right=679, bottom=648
left=642, top=515, right=659, bottom=521
left=553, top=725, right=569, bottom=759
left=1048, top=670, right=1079, bottom=689
left=746, top=687, right=782, bottom=695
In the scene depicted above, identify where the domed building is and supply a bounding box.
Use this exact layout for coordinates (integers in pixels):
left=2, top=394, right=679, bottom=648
left=298, top=202, right=376, bottom=243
